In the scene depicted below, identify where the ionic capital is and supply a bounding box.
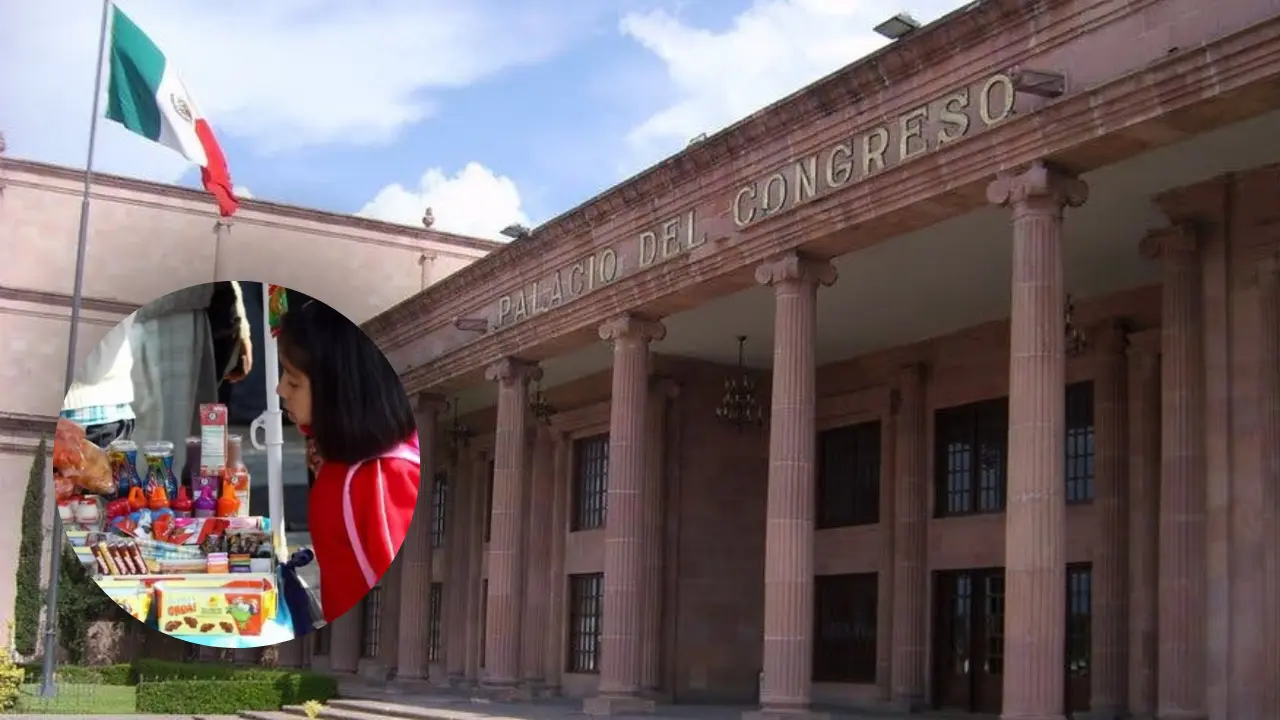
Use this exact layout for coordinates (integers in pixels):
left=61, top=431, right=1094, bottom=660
left=484, top=357, right=542, bottom=386
left=986, top=160, right=1088, bottom=212
left=410, top=392, right=449, bottom=415
left=599, top=313, right=666, bottom=343
left=650, top=376, right=681, bottom=399
left=1257, top=250, right=1280, bottom=283
left=754, top=251, right=837, bottom=288
left=1091, top=319, right=1129, bottom=357
left=1139, top=223, right=1200, bottom=261
left=1125, top=328, right=1161, bottom=359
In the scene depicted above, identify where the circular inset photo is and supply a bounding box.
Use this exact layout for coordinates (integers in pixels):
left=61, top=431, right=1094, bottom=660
left=52, top=281, right=421, bottom=648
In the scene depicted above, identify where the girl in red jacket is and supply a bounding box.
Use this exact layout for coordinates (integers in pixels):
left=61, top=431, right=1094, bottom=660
left=276, top=296, right=420, bottom=625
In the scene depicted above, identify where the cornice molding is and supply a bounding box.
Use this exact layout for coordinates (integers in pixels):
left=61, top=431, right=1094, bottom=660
left=364, top=0, right=1079, bottom=346
left=0, top=284, right=141, bottom=316
left=0, top=157, right=504, bottom=255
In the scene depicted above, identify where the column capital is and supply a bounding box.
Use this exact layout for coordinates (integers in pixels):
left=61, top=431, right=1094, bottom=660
left=599, top=313, right=666, bottom=343
left=754, top=251, right=837, bottom=288
left=484, top=357, right=542, bottom=386
left=1091, top=319, right=1130, bottom=357
left=986, top=160, right=1088, bottom=211
left=1257, top=250, right=1280, bottom=283
left=650, top=376, right=681, bottom=399
left=1139, top=223, right=1200, bottom=260
left=411, top=392, right=449, bottom=415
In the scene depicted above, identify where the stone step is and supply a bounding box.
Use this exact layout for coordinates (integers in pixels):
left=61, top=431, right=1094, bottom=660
left=280, top=703, right=421, bottom=720
left=237, top=711, right=301, bottom=720
left=327, top=699, right=482, bottom=720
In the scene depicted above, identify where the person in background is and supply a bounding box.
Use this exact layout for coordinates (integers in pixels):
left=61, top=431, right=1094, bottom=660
left=130, top=282, right=253, bottom=449
left=275, top=297, right=419, bottom=623
left=61, top=314, right=136, bottom=448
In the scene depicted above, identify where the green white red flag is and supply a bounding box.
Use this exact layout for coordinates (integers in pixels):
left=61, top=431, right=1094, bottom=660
left=104, top=5, right=239, bottom=216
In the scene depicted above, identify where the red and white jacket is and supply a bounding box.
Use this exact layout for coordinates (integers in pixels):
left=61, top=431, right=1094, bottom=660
left=304, top=429, right=420, bottom=623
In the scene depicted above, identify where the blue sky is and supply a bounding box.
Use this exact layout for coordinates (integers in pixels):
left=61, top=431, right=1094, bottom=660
left=0, top=0, right=966, bottom=240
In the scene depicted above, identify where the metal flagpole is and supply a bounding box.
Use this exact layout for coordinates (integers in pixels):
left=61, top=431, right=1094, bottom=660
left=41, top=0, right=113, bottom=698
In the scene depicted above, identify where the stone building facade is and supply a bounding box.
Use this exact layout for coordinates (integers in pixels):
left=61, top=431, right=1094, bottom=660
left=0, top=155, right=499, bottom=642
left=278, top=1, right=1280, bottom=719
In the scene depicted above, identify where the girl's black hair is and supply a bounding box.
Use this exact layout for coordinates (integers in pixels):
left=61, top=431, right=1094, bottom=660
left=277, top=296, right=417, bottom=464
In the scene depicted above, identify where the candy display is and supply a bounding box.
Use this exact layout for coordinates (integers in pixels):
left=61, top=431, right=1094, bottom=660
left=54, top=402, right=288, bottom=644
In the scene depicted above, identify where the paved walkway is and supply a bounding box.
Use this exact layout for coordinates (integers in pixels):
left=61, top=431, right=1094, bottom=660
left=329, top=683, right=997, bottom=720
left=7, top=707, right=243, bottom=712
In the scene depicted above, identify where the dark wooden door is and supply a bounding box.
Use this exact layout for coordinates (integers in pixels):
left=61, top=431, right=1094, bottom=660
left=933, top=568, right=1005, bottom=714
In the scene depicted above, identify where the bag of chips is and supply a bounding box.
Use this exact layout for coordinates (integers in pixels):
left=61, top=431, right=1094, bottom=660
left=53, top=419, right=116, bottom=496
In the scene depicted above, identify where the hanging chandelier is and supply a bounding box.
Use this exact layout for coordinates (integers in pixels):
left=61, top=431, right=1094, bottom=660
left=445, top=400, right=474, bottom=462
left=529, top=380, right=556, bottom=424
left=715, top=335, right=764, bottom=430
left=1064, top=293, right=1088, bottom=357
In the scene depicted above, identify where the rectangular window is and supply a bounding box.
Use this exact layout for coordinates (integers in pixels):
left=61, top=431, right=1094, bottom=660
left=1065, top=563, right=1092, bottom=679
left=934, top=398, right=1009, bottom=517
left=1065, top=382, right=1095, bottom=503
left=571, top=434, right=609, bottom=531
left=427, top=582, right=444, bottom=662
left=484, top=460, right=494, bottom=543
left=567, top=572, right=604, bottom=673
left=813, top=573, right=878, bottom=683
left=816, top=421, right=882, bottom=528
left=430, top=471, right=448, bottom=548
left=360, top=586, right=383, bottom=659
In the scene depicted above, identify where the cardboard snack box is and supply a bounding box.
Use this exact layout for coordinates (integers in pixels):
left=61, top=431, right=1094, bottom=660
left=153, top=583, right=267, bottom=637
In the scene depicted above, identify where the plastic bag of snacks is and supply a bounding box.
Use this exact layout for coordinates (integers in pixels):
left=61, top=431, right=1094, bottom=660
left=53, top=419, right=116, bottom=496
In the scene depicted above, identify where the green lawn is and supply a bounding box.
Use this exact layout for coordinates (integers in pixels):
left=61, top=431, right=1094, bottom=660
left=15, top=683, right=136, bottom=714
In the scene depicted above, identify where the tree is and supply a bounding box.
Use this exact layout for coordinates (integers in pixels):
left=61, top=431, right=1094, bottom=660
left=13, top=438, right=48, bottom=657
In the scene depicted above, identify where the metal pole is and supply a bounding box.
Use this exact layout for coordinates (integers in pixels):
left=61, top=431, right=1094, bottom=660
left=40, top=0, right=112, bottom=698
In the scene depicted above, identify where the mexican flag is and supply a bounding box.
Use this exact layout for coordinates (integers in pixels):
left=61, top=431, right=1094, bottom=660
left=105, top=5, right=239, bottom=217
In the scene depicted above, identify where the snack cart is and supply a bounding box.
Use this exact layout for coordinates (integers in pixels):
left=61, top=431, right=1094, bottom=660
left=53, top=286, right=300, bottom=648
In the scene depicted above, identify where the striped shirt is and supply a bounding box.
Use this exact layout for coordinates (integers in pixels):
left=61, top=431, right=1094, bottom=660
left=60, top=403, right=135, bottom=427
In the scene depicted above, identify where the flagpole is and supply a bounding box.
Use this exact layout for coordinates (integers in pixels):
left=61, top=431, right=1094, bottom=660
left=40, top=0, right=112, bottom=698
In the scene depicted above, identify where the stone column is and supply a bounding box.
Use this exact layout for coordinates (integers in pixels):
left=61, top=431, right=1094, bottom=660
left=483, top=359, right=541, bottom=691
left=379, top=559, right=404, bottom=677
left=520, top=425, right=556, bottom=693
left=396, top=393, right=444, bottom=682
left=890, top=363, right=928, bottom=711
left=875, top=408, right=896, bottom=703
left=585, top=314, right=666, bottom=716
left=745, top=252, right=837, bottom=720
left=328, top=603, right=363, bottom=674
left=445, top=448, right=473, bottom=683
left=1257, top=252, right=1280, bottom=720
left=465, top=450, right=490, bottom=684
left=544, top=432, right=570, bottom=693
left=641, top=380, right=676, bottom=696
left=1139, top=226, right=1208, bottom=720
left=1126, top=331, right=1161, bottom=720
left=1090, top=321, right=1130, bottom=719
left=987, top=161, right=1087, bottom=720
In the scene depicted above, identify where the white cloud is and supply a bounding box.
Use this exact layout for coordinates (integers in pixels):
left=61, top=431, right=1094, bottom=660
left=0, top=0, right=595, bottom=184
left=233, top=185, right=254, bottom=199
left=358, top=163, right=529, bottom=242
left=618, top=0, right=968, bottom=169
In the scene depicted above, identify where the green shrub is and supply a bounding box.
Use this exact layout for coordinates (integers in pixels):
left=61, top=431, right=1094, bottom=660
left=20, top=662, right=134, bottom=685
left=13, top=438, right=47, bottom=657
left=0, top=630, right=25, bottom=711
left=55, top=544, right=119, bottom=664
left=135, top=672, right=337, bottom=714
